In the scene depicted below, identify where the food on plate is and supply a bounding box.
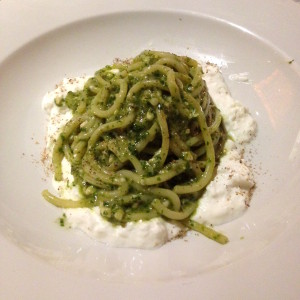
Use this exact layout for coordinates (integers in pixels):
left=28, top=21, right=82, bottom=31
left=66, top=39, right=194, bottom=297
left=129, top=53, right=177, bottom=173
left=42, top=50, right=256, bottom=248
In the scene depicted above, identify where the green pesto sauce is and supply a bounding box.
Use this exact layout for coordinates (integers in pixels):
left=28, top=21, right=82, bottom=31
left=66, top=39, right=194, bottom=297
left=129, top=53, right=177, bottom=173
left=51, top=50, right=227, bottom=230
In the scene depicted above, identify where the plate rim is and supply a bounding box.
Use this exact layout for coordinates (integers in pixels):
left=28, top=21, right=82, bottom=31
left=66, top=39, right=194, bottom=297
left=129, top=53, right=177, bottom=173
left=1, top=1, right=300, bottom=299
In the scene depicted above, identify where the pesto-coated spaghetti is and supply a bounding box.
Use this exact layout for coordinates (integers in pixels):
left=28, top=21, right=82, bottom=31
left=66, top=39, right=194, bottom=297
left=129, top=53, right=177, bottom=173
left=43, top=50, right=228, bottom=244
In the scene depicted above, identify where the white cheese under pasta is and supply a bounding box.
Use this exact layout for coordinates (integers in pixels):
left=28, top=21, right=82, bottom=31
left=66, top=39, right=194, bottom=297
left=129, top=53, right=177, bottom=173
left=42, top=62, right=256, bottom=249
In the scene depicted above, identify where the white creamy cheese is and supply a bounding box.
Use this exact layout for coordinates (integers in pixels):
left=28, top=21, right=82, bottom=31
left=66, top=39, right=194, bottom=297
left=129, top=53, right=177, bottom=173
left=229, top=72, right=251, bottom=84
left=202, top=65, right=256, bottom=143
left=191, top=65, right=256, bottom=226
left=192, top=140, right=254, bottom=225
left=42, top=63, right=256, bottom=249
left=64, top=207, right=183, bottom=249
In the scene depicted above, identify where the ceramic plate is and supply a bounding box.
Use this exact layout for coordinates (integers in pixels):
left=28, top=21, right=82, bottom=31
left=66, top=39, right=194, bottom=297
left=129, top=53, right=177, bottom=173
left=0, top=1, right=299, bottom=299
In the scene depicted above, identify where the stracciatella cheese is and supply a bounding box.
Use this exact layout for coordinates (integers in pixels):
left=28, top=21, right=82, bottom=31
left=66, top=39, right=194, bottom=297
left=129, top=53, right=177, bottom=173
left=192, top=64, right=256, bottom=226
left=42, top=63, right=256, bottom=249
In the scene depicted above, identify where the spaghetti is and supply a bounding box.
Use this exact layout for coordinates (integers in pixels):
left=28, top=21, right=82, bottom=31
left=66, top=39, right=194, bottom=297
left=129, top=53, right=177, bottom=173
left=43, top=50, right=228, bottom=244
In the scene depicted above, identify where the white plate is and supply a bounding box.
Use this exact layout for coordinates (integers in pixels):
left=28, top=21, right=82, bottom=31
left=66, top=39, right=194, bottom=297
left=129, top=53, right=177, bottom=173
left=1, top=0, right=300, bottom=299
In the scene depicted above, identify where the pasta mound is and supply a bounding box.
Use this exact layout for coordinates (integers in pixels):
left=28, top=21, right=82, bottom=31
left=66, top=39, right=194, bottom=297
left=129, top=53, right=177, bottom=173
left=43, top=50, right=228, bottom=244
